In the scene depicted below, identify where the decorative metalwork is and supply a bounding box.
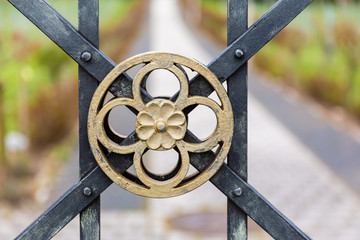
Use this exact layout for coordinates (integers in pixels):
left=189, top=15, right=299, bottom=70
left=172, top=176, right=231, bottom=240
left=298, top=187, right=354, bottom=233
left=8, top=0, right=313, bottom=238
left=136, top=99, right=186, bottom=150
left=88, top=52, right=234, bottom=198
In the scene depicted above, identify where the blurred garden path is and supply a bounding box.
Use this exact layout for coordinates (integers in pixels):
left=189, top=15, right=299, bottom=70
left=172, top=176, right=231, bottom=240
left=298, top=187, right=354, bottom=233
left=2, top=0, right=360, bottom=239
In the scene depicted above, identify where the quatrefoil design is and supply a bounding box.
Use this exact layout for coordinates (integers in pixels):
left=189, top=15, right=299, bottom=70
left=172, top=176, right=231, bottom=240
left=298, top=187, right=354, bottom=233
left=88, top=52, right=233, bottom=198
left=136, top=100, right=187, bottom=150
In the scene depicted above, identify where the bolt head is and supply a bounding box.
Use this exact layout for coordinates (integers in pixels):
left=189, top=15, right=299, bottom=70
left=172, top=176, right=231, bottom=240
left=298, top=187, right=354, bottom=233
left=81, top=51, right=92, bottom=62
left=233, top=187, right=242, bottom=197
left=235, top=49, right=244, bottom=58
left=83, top=187, right=92, bottom=196
left=155, top=120, right=167, bottom=132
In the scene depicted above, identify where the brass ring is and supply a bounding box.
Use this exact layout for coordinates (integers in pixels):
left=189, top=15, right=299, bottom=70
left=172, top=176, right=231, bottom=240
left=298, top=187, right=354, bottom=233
left=88, top=52, right=233, bottom=198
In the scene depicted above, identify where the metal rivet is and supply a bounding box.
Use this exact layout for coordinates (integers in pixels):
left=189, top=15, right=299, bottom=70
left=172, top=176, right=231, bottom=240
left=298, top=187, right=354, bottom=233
left=83, top=187, right=92, bottom=196
left=81, top=51, right=92, bottom=62
left=233, top=187, right=242, bottom=197
left=235, top=49, right=244, bottom=58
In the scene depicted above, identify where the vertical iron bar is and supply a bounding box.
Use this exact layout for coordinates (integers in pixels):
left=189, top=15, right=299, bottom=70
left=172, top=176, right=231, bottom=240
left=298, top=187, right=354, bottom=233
left=227, top=0, right=248, bottom=239
left=78, top=0, right=101, bottom=239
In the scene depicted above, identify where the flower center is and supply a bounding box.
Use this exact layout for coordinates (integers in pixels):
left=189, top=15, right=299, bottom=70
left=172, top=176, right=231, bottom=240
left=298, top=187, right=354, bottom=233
left=155, top=120, right=167, bottom=132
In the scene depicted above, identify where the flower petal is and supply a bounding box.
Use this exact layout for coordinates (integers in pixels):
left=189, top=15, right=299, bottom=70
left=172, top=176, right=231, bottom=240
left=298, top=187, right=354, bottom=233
left=167, top=112, right=185, bottom=126
left=137, top=112, right=155, bottom=125
left=137, top=126, right=155, bottom=140
left=147, top=102, right=161, bottom=119
left=160, top=101, right=175, bottom=120
left=161, top=132, right=176, bottom=149
left=167, top=125, right=186, bottom=140
left=147, top=132, right=162, bottom=149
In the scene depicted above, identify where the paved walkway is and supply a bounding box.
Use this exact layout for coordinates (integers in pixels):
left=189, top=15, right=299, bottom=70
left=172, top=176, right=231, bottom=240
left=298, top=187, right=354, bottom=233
left=2, top=0, right=360, bottom=239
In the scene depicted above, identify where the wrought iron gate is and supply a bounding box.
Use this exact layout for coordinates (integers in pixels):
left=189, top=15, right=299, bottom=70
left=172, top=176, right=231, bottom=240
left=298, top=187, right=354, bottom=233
left=8, top=0, right=312, bottom=239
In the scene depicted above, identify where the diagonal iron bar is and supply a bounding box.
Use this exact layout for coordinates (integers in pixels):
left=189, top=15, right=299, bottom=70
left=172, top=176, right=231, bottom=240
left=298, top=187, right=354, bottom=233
left=15, top=167, right=112, bottom=240
left=7, top=0, right=151, bottom=101
left=171, top=0, right=312, bottom=102
left=8, top=0, right=311, bottom=102
left=8, top=0, right=311, bottom=144
left=8, top=0, right=114, bottom=81
left=16, top=147, right=134, bottom=240
left=9, top=0, right=313, bottom=239
left=16, top=131, right=310, bottom=240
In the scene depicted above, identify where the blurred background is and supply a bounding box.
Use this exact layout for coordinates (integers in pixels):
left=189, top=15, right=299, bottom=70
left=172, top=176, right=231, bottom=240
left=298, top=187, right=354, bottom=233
left=0, top=0, right=147, bottom=204
left=1, top=0, right=360, bottom=239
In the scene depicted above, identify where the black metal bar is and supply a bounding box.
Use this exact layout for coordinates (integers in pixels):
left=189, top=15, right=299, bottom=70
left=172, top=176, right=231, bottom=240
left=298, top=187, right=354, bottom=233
left=15, top=140, right=135, bottom=240
left=78, top=1, right=100, bottom=239
left=184, top=133, right=311, bottom=240
left=195, top=155, right=312, bottom=240
left=14, top=167, right=112, bottom=240
left=7, top=0, right=114, bottom=81
left=8, top=0, right=311, bottom=100
left=6, top=0, right=147, bottom=103
left=15, top=129, right=310, bottom=240
left=208, top=0, right=312, bottom=80
left=8, top=0, right=313, bottom=238
left=78, top=0, right=99, bottom=178
left=227, top=0, right=248, bottom=239
left=171, top=0, right=312, bottom=102
left=120, top=0, right=312, bottom=140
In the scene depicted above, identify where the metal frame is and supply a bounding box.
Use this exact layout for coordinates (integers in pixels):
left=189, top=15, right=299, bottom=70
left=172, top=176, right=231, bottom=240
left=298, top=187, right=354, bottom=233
left=7, top=0, right=312, bottom=239
left=227, top=1, right=248, bottom=238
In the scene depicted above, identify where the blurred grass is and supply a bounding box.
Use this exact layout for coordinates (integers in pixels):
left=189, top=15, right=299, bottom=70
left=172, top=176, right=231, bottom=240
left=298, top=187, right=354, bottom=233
left=0, top=0, right=142, bottom=133
left=254, top=2, right=360, bottom=118
left=182, top=0, right=360, bottom=121
left=0, top=0, right=145, bottom=205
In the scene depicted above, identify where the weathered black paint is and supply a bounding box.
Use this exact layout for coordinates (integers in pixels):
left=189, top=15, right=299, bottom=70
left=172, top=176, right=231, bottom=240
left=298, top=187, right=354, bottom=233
left=227, top=0, right=248, bottom=239
left=78, top=0, right=101, bottom=239
left=8, top=0, right=311, bottom=98
left=16, top=131, right=311, bottom=240
left=8, top=0, right=313, bottom=239
left=14, top=167, right=112, bottom=240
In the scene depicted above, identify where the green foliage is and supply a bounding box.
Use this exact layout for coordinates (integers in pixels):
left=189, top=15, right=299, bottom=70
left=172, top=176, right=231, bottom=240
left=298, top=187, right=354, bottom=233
left=258, top=3, right=360, bottom=117
left=347, top=68, right=360, bottom=117
left=0, top=0, right=139, bottom=134
left=0, top=0, right=143, bottom=204
left=200, top=0, right=227, bottom=14
left=197, top=0, right=360, bottom=122
left=292, top=41, right=327, bottom=86
left=100, top=0, right=139, bottom=29
left=255, top=43, right=293, bottom=79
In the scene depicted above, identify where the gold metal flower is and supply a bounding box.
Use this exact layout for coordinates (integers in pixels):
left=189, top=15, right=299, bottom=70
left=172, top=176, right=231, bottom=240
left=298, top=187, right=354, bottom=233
left=136, top=99, right=186, bottom=150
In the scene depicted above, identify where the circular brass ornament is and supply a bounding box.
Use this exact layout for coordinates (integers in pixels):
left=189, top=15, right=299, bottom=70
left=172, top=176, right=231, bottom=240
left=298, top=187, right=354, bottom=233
left=88, top=52, right=233, bottom=198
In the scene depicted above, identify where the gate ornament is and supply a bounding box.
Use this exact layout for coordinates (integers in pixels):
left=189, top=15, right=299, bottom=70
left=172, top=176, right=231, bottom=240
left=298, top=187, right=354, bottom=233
left=9, top=0, right=313, bottom=238
left=88, top=52, right=234, bottom=198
